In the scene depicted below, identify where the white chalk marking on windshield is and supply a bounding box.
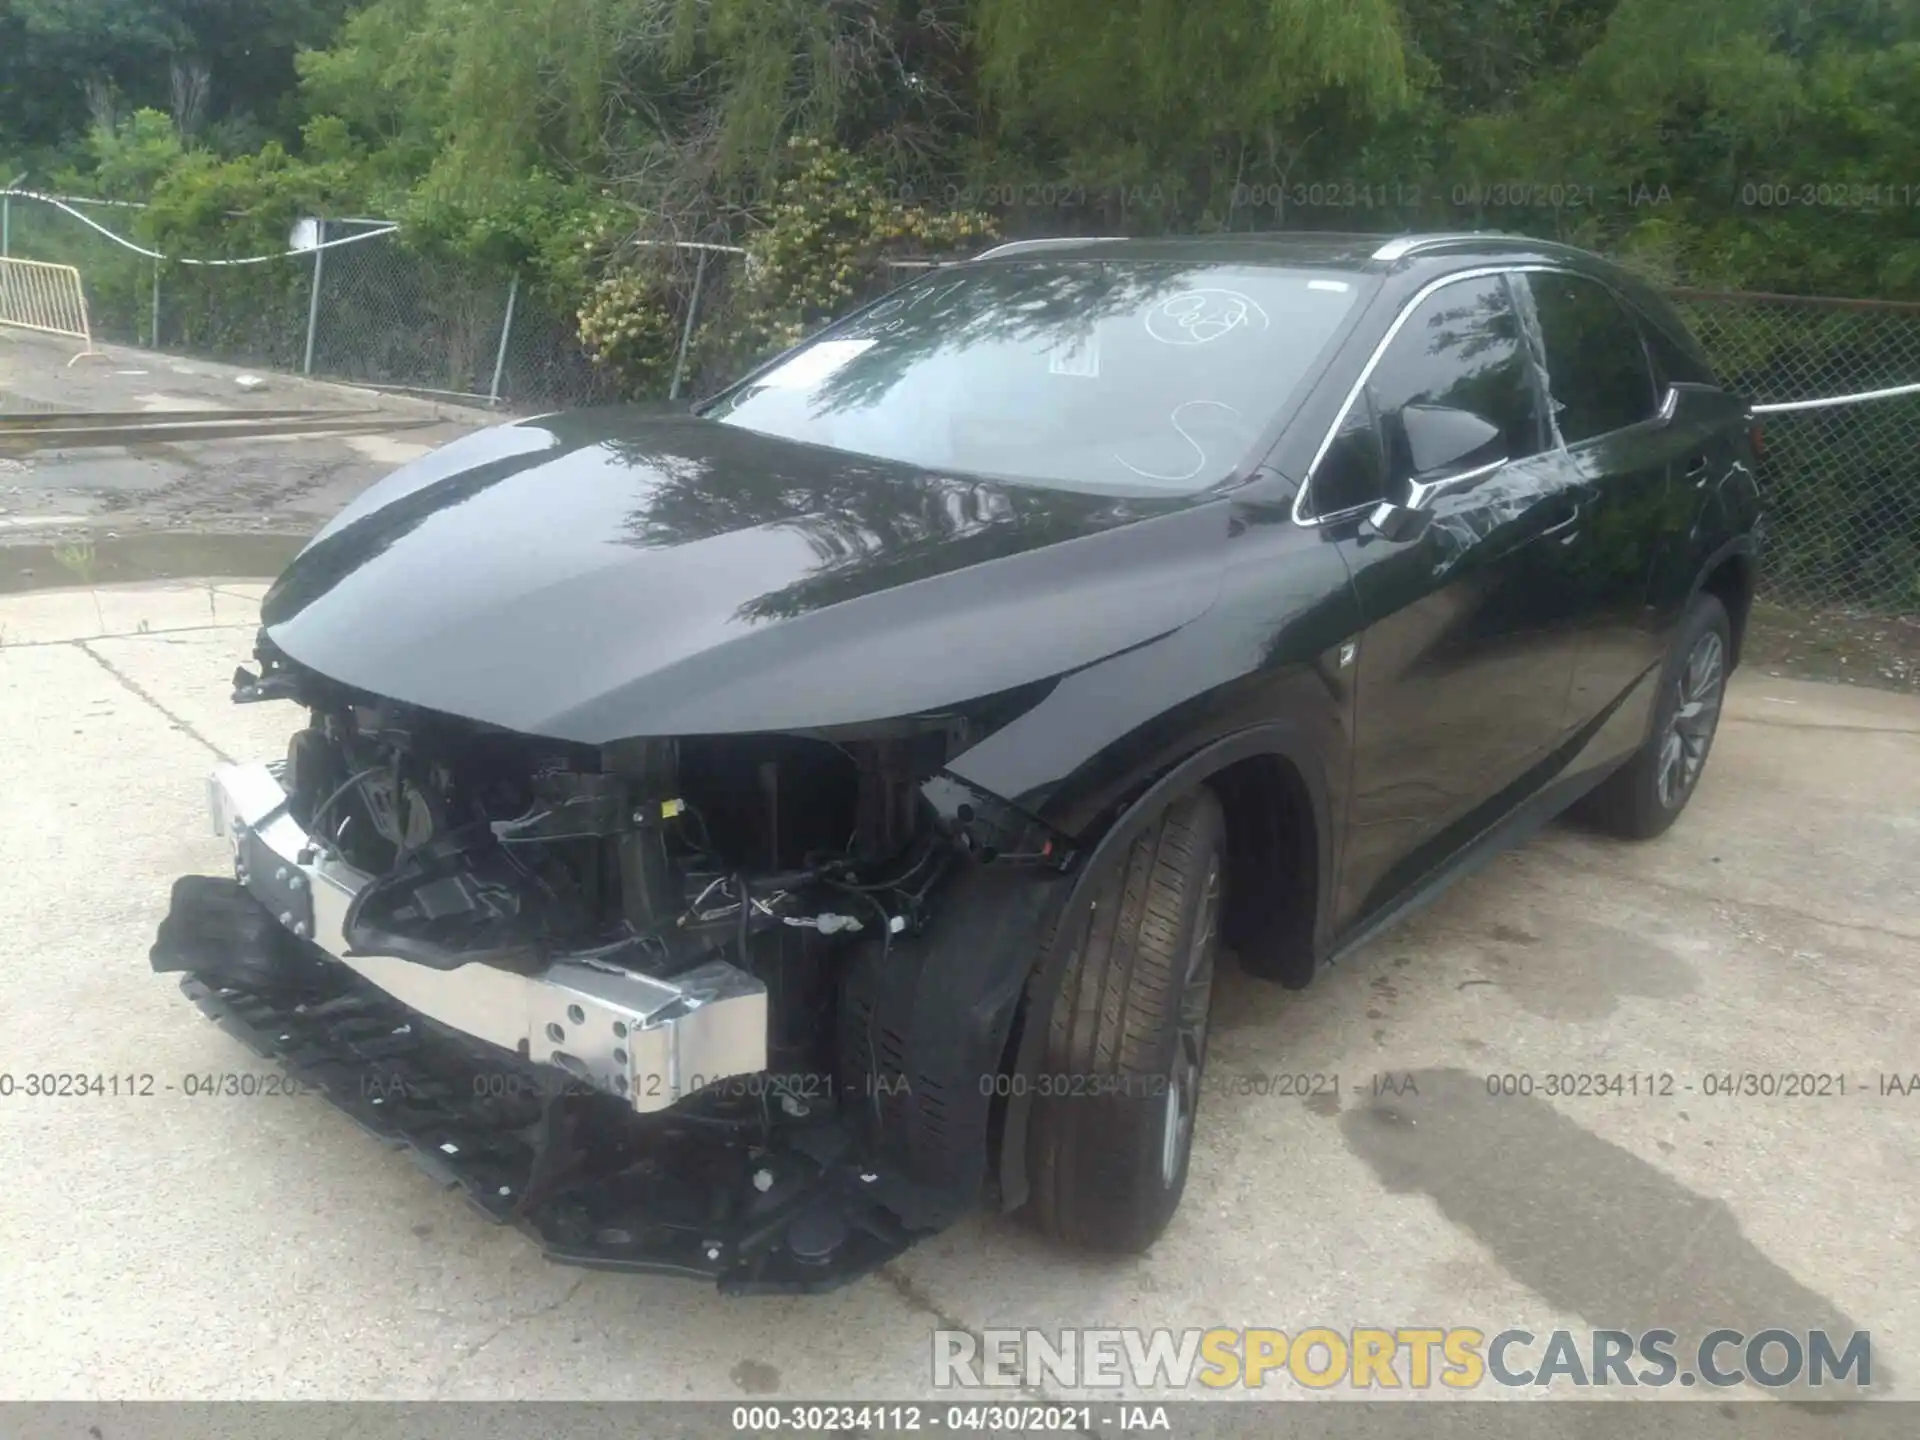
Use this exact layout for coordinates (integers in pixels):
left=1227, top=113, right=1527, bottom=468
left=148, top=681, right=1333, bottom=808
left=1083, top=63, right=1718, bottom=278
left=1144, top=289, right=1271, bottom=346
left=1113, top=400, right=1244, bottom=482
left=1307, top=279, right=1351, bottom=292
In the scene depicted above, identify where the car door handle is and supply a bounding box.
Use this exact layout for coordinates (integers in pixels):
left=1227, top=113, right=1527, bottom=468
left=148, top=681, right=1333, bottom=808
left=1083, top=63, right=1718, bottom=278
left=1540, top=495, right=1583, bottom=541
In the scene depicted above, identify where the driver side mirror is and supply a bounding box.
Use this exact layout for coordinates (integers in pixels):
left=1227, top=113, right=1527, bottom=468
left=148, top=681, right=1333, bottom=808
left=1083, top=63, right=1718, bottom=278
left=1368, top=404, right=1508, bottom=542
left=1400, top=403, right=1505, bottom=477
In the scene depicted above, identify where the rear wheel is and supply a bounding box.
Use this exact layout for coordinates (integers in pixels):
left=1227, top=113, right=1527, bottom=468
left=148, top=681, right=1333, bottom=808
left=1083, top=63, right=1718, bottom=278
left=1575, top=592, right=1731, bottom=840
left=1025, top=788, right=1226, bottom=1253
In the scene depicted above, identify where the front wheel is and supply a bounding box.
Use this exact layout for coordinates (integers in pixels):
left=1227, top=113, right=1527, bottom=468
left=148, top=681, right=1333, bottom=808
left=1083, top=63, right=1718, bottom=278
left=1024, top=787, right=1226, bottom=1253
left=1575, top=592, right=1731, bottom=840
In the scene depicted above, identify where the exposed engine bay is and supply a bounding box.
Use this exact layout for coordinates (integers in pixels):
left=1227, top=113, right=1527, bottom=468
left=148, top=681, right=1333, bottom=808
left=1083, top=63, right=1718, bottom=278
left=248, top=634, right=980, bottom=1080
left=150, top=630, right=1077, bottom=1291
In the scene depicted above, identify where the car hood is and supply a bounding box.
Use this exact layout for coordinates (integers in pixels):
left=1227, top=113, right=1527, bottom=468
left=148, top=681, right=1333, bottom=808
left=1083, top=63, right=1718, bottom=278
left=261, top=410, right=1231, bottom=743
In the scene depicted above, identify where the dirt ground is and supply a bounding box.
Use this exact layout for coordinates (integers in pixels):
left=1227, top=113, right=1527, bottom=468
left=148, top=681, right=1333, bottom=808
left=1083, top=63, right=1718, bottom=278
left=1745, top=601, right=1920, bottom=694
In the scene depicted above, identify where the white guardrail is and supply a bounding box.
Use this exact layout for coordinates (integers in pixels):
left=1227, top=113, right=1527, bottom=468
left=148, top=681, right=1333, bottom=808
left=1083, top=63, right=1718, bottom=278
left=0, top=255, right=105, bottom=364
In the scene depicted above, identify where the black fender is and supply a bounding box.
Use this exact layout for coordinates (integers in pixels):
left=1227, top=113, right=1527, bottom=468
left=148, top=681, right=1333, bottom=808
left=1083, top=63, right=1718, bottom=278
left=836, top=857, right=1073, bottom=1230
left=987, top=721, right=1334, bottom=1213
left=1690, top=531, right=1758, bottom=583
left=1684, top=531, right=1759, bottom=665
left=1647, top=432, right=1760, bottom=643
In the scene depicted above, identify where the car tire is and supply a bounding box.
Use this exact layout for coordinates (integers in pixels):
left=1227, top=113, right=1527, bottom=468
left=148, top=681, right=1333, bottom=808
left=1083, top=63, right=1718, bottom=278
left=1574, top=592, right=1732, bottom=841
left=1024, top=787, right=1226, bottom=1253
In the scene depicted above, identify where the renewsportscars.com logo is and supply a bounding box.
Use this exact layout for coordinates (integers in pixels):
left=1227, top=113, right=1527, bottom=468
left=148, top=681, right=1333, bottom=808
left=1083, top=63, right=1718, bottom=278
left=932, top=1327, right=1875, bottom=1392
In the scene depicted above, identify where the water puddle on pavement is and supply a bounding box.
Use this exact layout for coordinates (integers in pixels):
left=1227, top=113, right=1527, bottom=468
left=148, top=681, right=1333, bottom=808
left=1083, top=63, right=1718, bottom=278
left=0, top=531, right=304, bottom=596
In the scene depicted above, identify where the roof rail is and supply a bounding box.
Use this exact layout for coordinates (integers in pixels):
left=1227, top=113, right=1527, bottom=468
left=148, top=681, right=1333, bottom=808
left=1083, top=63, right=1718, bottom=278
left=972, top=236, right=1129, bottom=260
left=1370, top=232, right=1507, bottom=262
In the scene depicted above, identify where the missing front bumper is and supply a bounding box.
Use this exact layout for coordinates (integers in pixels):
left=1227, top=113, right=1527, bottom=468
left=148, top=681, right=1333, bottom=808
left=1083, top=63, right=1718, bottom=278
left=155, top=761, right=929, bottom=1291
left=154, top=760, right=1024, bottom=1290
left=201, top=761, right=767, bottom=1113
left=161, top=922, right=917, bottom=1291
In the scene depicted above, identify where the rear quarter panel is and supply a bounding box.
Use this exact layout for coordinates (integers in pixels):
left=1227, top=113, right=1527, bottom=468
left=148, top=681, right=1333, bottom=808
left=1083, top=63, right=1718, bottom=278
left=1644, top=384, right=1762, bottom=638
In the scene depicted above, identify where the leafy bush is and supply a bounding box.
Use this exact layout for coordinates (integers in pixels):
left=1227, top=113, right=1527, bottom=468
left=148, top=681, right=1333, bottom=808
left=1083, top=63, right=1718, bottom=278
left=576, top=266, right=683, bottom=394
left=401, top=168, right=631, bottom=307
left=138, top=115, right=374, bottom=258
left=574, top=139, right=994, bottom=397
left=697, top=138, right=995, bottom=370
left=56, top=109, right=184, bottom=201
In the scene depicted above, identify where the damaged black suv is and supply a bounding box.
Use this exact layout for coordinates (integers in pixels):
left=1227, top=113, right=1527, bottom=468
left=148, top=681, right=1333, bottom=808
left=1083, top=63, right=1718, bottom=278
left=154, top=232, right=1760, bottom=1292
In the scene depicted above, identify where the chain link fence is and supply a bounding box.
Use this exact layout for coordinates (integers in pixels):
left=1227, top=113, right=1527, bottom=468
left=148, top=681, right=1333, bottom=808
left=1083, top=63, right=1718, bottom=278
left=3, top=193, right=160, bottom=345
left=3, top=189, right=1917, bottom=612
left=0, top=192, right=628, bottom=409
left=310, top=219, right=511, bottom=398
left=1674, top=290, right=1920, bottom=610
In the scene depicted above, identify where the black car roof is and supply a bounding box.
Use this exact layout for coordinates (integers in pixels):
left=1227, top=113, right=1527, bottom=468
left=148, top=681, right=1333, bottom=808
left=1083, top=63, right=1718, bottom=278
left=965, top=231, right=1616, bottom=277
left=959, top=229, right=1713, bottom=384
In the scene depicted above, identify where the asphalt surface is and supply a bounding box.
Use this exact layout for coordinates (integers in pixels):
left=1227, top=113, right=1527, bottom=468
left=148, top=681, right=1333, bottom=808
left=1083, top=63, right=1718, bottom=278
left=1, top=329, right=1917, bottom=1415
left=0, top=328, right=482, bottom=544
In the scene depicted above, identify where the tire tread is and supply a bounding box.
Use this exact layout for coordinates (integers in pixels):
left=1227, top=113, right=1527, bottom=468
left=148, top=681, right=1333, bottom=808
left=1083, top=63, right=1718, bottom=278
left=1027, top=788, right=1226, bottom=1252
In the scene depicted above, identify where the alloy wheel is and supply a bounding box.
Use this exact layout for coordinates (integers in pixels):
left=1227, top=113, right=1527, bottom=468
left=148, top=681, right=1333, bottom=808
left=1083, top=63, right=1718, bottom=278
left=1656, top=630, right=1726, bottom=810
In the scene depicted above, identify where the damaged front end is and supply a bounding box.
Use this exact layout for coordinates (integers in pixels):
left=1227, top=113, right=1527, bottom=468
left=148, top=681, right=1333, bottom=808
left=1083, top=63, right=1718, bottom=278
left=153, top=635, right=1076, bottom=1293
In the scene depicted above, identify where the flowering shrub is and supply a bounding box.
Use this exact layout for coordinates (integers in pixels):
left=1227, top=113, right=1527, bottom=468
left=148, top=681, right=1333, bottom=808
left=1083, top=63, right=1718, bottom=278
left=576, top=267, right=681, bottom=392
left=577, top=139, right=995, bottom=395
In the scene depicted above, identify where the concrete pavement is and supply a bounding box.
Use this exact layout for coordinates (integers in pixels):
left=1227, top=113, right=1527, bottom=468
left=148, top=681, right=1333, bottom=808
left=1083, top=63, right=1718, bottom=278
left=0, top=576, right=1916, bottom=1406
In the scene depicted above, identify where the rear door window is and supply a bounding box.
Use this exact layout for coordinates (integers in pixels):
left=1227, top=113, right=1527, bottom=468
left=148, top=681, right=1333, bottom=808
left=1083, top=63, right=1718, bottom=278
left=1526, top=273, right=1660, bottom=443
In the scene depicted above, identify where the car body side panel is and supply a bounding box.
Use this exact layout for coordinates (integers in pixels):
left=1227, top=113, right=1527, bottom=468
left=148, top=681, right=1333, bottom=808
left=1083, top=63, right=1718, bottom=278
left=1554, top=417, right=1680, bottom=745
left=869, top=503, right=1363, bottom=1220
left=1647, top=386, right=1763, bottom=628
left=881, top=553, right=1360, bottom=1220
left=1328, top=451, right=1587, bottom=934
left=1554, top=384, right=1760, bottom=783
left=940, top=499, right=1357, bottom=842
left=1538, top=650, right=1670, bottom=798
left=1514, top=269, right=1724, bottom=768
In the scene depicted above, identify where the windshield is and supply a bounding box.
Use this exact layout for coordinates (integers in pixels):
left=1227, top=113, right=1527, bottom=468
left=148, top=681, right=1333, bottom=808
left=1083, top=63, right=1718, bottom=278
left=702, top=261, right=1368, bottom=496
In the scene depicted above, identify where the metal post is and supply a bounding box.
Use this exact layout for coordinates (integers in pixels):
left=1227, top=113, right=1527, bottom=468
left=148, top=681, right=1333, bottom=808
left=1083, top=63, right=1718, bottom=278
left=2, top=195, right=9, bottom=257
left=150, top=262, right=160, bottom=347
left=489, top=270, right=520, bottom=406
left=668, top=248, right=710, bottom=401
left=303, top=218, right=326, bottom=376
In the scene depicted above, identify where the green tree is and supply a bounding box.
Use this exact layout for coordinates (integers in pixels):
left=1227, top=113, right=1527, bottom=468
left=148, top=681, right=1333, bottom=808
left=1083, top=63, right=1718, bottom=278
left=970, top=0, right=1412, bottom=227
left=1444, top=0, right=1920, bottom=293
left=4, top=0, right=352, bottom=159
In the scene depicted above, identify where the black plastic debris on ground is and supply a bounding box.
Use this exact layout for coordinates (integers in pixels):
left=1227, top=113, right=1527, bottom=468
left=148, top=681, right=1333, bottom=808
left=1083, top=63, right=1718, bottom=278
left=174, top=959, right=922, bottom=1293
